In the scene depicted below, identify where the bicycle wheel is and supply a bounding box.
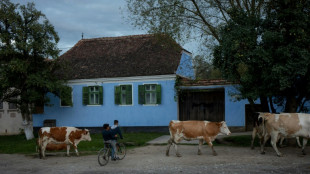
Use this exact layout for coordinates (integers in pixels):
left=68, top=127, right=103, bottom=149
left=116, top=143, right=126, bottom=160
left=98, top=148, right=110, bottom=166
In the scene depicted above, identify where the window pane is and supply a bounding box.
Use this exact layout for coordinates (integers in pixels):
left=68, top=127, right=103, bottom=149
left=145, top=85, right=150, bottom=91
left=145, top=93, right=151, bottom=104
left=90, top=94, right=95, bottom=104
left=151, top=92, right=156, bottom=103
left=151, top=85, right=156, bottom=91
left=121, top=93, right=126, bottom=105
left=0, top=102, right=2, bottom=109
left=95, top=94, right=99, bottom=104
left=9, top=103, right=17, bottom=109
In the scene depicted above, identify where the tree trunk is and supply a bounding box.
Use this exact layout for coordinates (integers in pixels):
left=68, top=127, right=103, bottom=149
left=23, top=119, right=34, bottom=140
left=22, top=112, right=34, bottom=140
left=260, top=96, right=270, bottom=112
left=284, top=95, right=298, bottom=113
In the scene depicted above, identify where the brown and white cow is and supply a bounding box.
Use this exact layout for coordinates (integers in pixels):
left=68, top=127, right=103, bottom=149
left=250, top=113, right=301, bottom=149
left=38, top=127, right=91, bottom=159
left=166, top=120, right=231, bottom=157
left=259, top=113, right=310, bottom=156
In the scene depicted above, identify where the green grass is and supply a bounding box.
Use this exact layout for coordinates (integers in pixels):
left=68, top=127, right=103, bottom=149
left=0, top=132, right=166, bottom=154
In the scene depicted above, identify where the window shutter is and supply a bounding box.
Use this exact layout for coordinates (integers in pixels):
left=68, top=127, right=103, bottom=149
left=156, top=84, right=161, bottom=104
left=82, top=86, right=89, bottom=105
left=138, top=85, right=145, bottom=104
left=99, top=86, right=103, bottom=105
left=114, top=86, right=121, bottom=105
left=126, top=85, right=132, bottom=105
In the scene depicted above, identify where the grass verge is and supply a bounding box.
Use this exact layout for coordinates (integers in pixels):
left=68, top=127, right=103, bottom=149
left=0, top=132, right=167, bottom=154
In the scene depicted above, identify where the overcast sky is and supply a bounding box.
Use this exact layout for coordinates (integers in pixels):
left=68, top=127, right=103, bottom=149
left=12, top=0, right=196, bottom=55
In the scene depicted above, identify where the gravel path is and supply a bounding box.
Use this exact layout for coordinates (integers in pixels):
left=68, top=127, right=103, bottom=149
left=1, top=145, right=310, bottom=174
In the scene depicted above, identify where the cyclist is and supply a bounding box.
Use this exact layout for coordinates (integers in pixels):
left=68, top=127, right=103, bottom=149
left=111, top=120, right=123, bottom=140
left=102, top=123, right=118, bottom=160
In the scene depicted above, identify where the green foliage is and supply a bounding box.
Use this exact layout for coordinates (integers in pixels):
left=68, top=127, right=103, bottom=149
left=213, top=0, right=310, bottom=112
left=0, top=1, right=68, bottom=120
left=193, top=55, right=222, bottom=79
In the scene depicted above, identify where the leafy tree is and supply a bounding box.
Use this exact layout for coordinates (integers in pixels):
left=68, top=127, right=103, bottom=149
left=0, top=0, right=68, bottom=140
left=126, top=0, right=265, bottom=47
left=193, top=55, right=222, bottom=79
left=127, top=0, right=310, bottom=113
left=213, top=0, right=310, bottom=112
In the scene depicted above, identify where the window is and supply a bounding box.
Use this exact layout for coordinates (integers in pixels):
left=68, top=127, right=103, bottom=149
left=9, top=102, right=17, bottom=109
left=60, top=86, right=73, bottom=107
left=138, top=84, right=161, bottom=105
left=82, top=86, right=103, bottom=105
left=115, top=85, right=132, bottom=105
left=9, top=97, right=17, bottom=109
left=0, top=102, right=3, bottom=109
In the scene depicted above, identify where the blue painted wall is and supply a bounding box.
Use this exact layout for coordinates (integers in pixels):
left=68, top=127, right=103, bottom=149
left=33, top=79, right=178, bottom=127
left=176, top=51, right=195, bottom=79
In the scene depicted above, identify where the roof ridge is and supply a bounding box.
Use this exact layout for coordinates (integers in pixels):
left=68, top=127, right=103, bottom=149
left=80, top=34, right=155, bottom=42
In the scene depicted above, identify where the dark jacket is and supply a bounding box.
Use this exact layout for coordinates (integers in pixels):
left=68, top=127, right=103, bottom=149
left=102, top=129, right=115, bottom=141
left=112, top=127, right=123, bottom=139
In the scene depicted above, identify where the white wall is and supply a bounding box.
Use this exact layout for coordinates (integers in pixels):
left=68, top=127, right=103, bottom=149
left=0, top=102, right=24, bottom=135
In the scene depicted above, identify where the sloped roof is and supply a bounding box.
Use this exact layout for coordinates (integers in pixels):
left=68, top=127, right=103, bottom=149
left=179, top=76, right=234, bottom=86
left=59, top=34, right=183, bottom=80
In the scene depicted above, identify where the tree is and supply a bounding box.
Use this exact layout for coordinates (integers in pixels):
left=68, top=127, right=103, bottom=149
left=0, top=0, right=68, bottom=140
left=213, top=0, right=310, bottom=112
left=126, top=0, right=265, bottom=47
left=193, top=55, right=222, bottom=79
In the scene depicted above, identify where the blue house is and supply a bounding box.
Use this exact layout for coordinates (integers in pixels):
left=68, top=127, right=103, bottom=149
left=33, top=34, right=261, bottom=132
left=33, top=34, right=195, bottom=132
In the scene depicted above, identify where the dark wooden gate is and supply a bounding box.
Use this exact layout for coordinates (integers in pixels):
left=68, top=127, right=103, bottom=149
left=179, top=89, right=225, bottom=121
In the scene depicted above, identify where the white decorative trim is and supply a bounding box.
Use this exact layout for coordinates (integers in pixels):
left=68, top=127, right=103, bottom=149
left=67, top=74, right=176, bottom=85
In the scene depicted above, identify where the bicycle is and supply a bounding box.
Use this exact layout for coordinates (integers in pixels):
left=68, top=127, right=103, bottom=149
left=98, top=142, right=126, bottom=166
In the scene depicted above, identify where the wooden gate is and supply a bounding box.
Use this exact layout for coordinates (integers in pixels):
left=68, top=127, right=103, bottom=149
left=179, top=89, right=225, bottom=122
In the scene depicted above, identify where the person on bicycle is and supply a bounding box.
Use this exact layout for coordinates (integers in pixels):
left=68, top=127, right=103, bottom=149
left=111, top=120, right=123, bottom=140
left=102, top=123, right=118, bottom=160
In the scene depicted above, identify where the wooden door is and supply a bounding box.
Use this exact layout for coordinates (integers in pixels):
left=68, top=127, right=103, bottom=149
left=179, top=89, right=225, bottom=122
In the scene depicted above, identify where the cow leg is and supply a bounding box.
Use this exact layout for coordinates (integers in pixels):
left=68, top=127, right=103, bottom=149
left=198, top=139, right=203, bottom=155
left=41, top=141, right=48, bottom=159
left=173, top=143, right=182, bottom=157
left=66, top=145, right=70, bottom=157
left=296, top=137, right=302, bottom=148
left=270, top=133, right=282, bottom=157
left=166, top=138, right=173, bottom=156
left=251, top=128, right=257, bottom=150
left=73, top=144, right=79, bottom=156
left=260, top=134, right=270, bottom=154
left=279, top=137, right=285, bottom=148
left=302, top=138, right=308, bottom=155
left=205, top=137, right=217, bottom=156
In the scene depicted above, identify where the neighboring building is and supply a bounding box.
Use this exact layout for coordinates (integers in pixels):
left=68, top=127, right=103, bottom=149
left=33, top=34, right=195, bottom=132
left=0, top=101, right=24, bottom=135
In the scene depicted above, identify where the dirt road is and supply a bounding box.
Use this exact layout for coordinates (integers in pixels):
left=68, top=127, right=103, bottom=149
left=1, top=145, right=310, bottom=174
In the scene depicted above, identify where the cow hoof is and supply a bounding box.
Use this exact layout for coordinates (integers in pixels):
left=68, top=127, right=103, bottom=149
left=302, top=151, right=306, bottom=155
left=251, top=147, right=254, bottom=150
left=212, top=152, right=217, bottom=156
left=198, top=152, right=202, bottom=155
left=277, top=154, right=283, bottom=157
left=261, top=152, right=265, bottom=155
left=176, top=154, right=182, bottom=157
